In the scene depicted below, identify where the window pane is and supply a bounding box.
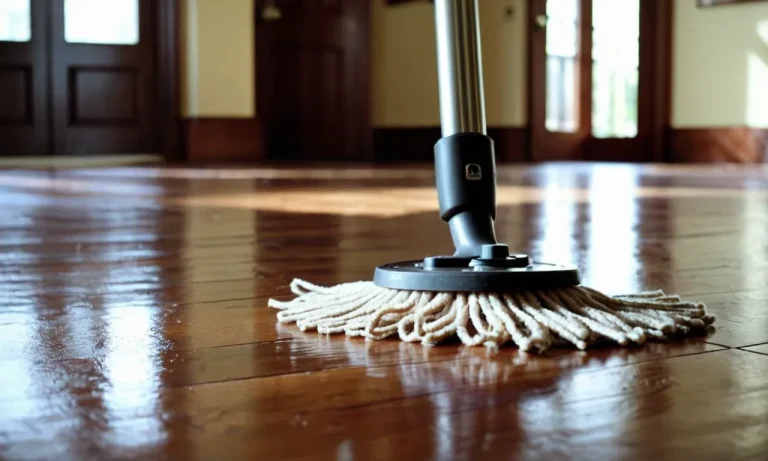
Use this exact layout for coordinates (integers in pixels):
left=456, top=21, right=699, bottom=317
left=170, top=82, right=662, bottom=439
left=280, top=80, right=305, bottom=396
left=545, top=0, right=580, bottom=133
left=65, top=0, right=139, bottom=45
left=592, top=0, right=639, bottom=138
left=0, top=0, right=31, bottom=42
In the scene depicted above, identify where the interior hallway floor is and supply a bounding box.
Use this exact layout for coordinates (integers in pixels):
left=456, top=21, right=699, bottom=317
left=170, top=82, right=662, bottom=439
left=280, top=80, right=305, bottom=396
left=0, top=162, right=767, bottom=460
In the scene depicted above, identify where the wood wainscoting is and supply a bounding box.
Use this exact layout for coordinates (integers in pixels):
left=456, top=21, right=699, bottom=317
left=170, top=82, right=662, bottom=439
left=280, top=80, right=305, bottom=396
left=184, top=118, right=264, bottom=162
left=373, top=127, right=528, bottom=163
left=670, top=127, right=768, bottom=163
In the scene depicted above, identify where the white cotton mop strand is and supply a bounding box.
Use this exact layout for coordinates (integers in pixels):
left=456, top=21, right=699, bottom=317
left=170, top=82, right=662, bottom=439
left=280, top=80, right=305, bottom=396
left=268, top=279, right=715, bottom=352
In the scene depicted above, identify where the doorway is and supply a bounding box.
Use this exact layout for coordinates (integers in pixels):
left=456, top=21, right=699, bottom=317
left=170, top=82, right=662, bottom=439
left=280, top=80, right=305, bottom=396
left=528, top=0, right=671, bottom=162
left=0, top=0, right=178, bottom=157
left=255, top=0, right=371, bottom=161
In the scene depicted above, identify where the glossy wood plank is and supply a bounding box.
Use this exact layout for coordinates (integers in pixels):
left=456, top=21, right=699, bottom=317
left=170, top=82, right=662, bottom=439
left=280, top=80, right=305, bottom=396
left=161, top=337, right=723, bottom=388
left=0, top=163, right=767, bottom=460
left=3, top=349, right=765, bottom=461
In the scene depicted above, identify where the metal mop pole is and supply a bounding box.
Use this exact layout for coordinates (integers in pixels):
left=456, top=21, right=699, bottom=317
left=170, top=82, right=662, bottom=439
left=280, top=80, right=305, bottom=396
left=432, top=0, right=500, bottom=258
left=434, top=0, right=487, bottom=137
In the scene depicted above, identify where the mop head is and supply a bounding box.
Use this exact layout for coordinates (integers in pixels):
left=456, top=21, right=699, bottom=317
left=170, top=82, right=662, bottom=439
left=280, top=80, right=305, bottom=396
left=268, top=279, right=715, bottom=352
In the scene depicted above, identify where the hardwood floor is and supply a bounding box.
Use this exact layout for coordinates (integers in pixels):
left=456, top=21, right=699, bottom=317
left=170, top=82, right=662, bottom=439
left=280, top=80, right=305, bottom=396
left=0, top=163, right=766, bottom=460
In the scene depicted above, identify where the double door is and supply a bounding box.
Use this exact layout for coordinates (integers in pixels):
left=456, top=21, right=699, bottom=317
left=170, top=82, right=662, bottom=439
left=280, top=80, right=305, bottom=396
left=0, top=0, right=158, bottom=156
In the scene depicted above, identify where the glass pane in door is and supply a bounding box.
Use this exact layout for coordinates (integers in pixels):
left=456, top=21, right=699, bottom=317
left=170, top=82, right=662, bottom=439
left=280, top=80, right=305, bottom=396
left=64, top=0, right=139, bottom=45
left=592, top=0, right=639, bottom=138
left=545, top=0, right=580, bottom=133
left=0, top=0, right=31, bottom=42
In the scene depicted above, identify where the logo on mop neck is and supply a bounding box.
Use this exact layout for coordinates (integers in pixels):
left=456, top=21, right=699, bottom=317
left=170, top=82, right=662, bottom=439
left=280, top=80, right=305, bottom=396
left=465, top=164, right=482, bottom=181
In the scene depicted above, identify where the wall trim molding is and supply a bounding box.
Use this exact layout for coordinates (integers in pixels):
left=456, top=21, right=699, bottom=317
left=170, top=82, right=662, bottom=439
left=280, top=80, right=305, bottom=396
left=181, top=122, right=768, bottom=163
left=183, top=118, right=264, bottom=162
left=670, top=127, right=768, bottom=163
left=372, top=126, right=528, bottom=162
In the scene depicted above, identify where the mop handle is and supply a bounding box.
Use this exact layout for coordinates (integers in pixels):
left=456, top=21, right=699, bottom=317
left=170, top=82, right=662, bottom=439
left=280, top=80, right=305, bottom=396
left=434, top=0, right=487, bottom=137
left=433, top=0, right=501, bottom=258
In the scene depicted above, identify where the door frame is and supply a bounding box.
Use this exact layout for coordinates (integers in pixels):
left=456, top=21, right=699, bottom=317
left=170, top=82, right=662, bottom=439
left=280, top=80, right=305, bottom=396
left=526, top=0, right=672, bottom=162
left=156, top=0, right=183, bottom=161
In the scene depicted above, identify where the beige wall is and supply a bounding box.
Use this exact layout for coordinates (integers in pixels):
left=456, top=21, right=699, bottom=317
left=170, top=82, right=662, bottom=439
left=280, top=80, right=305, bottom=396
left=180, top=0, right=255, bottom=118
left=370, top=0, right=528, bottom=127
left=178, top=0, right=527, bottom=125
left=370, top=0, right=438, bottom=127
left=672, top=0, right=768, bottom=128
left=178, top=0, right=768, bottom=129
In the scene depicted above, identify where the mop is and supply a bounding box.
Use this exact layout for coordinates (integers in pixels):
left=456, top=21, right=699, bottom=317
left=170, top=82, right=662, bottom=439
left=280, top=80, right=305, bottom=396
left=268, top=0, right=715, bottom=352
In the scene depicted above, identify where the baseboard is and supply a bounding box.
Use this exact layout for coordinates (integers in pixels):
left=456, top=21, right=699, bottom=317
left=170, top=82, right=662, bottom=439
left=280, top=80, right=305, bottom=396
left=670, top=127, right=768, bottom=163
left=372, top=126, right=528, bottom=162
left=182, top=123, right=768, bottom=164
left=184, top=118, right=264, bottom=161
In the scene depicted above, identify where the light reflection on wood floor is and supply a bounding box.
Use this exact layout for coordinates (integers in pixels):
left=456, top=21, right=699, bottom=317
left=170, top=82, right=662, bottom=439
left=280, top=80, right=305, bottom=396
left=0, top=163, right=766, bottom=460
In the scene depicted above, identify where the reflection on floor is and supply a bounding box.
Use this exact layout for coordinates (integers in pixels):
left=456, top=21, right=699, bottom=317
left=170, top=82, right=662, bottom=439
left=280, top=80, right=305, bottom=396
left=0, top=162, right=766, bottom=460
left=0, top=154, right=163, bottom=169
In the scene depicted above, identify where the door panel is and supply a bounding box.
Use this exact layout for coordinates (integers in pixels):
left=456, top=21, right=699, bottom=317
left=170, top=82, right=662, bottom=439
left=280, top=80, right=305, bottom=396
left=0, top=66, right=29, bottom=120
left=256, top=0, right=370, bottom=161
left=0, top=0, right=49, bottom=155
left=50, top=0, right=157, bottom=155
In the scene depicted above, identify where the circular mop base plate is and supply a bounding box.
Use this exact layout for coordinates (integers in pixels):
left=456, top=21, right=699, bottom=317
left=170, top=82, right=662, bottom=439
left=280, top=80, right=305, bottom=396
left=373, top=259, right=580, bottom=292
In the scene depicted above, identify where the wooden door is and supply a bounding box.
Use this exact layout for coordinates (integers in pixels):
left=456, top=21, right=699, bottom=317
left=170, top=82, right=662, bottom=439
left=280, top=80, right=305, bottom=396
left=49, top=0, right=158, bottom=155
left=256, top=0, right=371, bottom=161
left=0, top=0, right=49, bottom=155
left=528, top=0, right=670, bottom=162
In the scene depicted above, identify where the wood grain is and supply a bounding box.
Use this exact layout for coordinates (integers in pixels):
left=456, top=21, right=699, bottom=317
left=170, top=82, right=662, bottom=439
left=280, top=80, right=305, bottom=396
left=670, top=127, right=768, bottom=163
left=184, top=118, right=264, bottom=161
left=0, top=163, right=767, bottom=460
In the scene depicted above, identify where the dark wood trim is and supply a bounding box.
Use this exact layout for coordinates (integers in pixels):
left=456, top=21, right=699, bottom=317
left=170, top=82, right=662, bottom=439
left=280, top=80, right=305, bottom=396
left=578, top=0, right=593, bottom=139
left=184, top=118, right=264, bottom=162
left=156, top=0, right=183, bottom=161
left=670, top=127, right=768, bottom=163
left=357, top=2, right=374, bottom=161
left=488, top=127, right=529, bottom=163
left=648, top=0, right=673, bottom=162
left=372, top=127, right=528, bottom=163
left=372, top=127, right=439, bottom=163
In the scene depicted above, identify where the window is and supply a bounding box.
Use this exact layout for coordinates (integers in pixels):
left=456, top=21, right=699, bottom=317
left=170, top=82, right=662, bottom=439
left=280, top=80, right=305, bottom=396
left=545, top=0, right=580, bottom=133
left=64, top=0, right=139, bottom=45
left=0, top=0, right=30, bottom=42
left=591, top=0, right=639, bottom=138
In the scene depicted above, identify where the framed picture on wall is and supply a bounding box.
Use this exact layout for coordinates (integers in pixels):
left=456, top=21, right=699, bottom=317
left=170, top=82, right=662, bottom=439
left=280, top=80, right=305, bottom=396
left=698, top=0, right=767, bottom=7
